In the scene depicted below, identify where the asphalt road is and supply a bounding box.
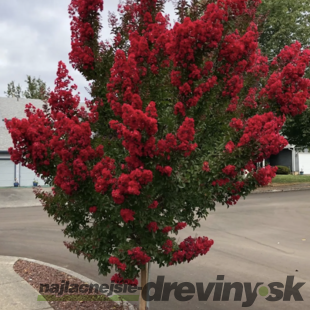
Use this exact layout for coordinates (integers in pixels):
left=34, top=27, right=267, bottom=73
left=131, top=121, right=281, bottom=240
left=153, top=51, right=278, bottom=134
left=0, top=191, right=309, bottom=309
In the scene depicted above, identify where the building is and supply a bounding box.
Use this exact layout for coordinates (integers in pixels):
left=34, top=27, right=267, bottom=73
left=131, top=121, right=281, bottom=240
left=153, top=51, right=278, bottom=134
left=268, top=144, right=310, bottom=174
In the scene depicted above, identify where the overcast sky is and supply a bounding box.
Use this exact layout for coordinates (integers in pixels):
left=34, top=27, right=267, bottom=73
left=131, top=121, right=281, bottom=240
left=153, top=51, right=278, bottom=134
left=0, top=0, right=176, bottom=101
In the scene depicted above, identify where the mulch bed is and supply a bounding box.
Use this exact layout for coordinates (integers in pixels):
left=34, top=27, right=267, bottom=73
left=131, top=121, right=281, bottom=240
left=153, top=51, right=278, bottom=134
left=13, top=259, right=134, bottom=310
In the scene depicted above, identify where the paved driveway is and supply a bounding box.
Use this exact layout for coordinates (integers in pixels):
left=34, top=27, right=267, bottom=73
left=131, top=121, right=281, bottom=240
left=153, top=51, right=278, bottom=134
left=0, top=191, right=309, bottom=309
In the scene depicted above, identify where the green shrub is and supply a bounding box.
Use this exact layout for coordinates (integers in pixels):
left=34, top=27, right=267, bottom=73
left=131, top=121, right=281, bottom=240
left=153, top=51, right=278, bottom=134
left=276, top=166, right=291, bottom=175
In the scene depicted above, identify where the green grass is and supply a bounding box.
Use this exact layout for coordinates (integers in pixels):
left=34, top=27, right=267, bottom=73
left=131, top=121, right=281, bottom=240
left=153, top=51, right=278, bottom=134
left=272, top=175, right=310, bottom=184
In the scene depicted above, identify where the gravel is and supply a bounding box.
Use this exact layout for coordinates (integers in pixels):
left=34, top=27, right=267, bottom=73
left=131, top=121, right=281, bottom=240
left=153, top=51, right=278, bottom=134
left=13, top=259, right=134, bottom=310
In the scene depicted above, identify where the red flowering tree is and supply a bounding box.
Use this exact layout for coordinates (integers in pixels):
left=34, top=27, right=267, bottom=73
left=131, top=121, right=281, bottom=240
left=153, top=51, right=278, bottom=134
left=5, top=0, right=310, bottom=308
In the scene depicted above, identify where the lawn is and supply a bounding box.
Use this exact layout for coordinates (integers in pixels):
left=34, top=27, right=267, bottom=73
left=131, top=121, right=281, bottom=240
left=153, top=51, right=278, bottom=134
left=272, top=175, right=310, bottom=184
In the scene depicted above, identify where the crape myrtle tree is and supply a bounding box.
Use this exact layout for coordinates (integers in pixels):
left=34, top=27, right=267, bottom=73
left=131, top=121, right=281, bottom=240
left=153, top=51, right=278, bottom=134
left=5, top=0, right=310, bottom=304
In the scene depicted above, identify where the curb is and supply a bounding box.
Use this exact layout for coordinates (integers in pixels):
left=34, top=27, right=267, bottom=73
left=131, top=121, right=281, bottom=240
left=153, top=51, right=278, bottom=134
left=1, top=255, right=136, bottom=310
left=252, top=186, right=310, bottom=194
left=0, top=205, right=42, bottom=209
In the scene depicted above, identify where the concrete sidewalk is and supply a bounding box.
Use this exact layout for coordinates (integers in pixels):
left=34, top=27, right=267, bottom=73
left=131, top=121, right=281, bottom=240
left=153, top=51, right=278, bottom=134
left=0, top=256, right=54, bottom=310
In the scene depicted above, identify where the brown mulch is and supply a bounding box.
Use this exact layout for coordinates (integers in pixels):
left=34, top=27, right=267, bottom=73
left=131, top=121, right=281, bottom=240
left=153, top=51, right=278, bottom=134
left=13, top=259, right=134, bottom=310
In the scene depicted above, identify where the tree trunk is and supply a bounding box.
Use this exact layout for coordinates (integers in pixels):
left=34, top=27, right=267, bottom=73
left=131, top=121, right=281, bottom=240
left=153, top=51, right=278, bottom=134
left=139, top=265, right=148, bottom=310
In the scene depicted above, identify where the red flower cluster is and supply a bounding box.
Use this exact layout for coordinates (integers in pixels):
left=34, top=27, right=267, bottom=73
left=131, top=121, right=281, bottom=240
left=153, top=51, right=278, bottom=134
left=177, top=118, right=195, bottom=142
left=147, top=222, right=159, bottom=232
left=243, top=88, right=257, bottom=109
left=174, top=222, right=187, bottom=232
left=229, top=118, right=244, bottom=131
left=6, top=61, right=103, bottom=195
left=247, top=50, right=269, bottom=78
left=109, top=106, right=158, bottom=160
left=68, top=0, right=103, bottom=70
left=162, top=226, right=172, bottom=234
left=226, top=195, right=241, bottom=205
left=148, top=201, right=159, bottom=209
left=162, top=239, right=173, bottom=254
left=237, top=112, right=288, bottom=160
left=89, top=206, right=97, bottom=213
left=48, top=61, right=80, bottom=117
left=231, top=181, right=245, bottom=193
left=218, top=0, right=261, bottom=17
left=174, top=102, right=186, bottom=117
left=222, top=165, right=238, bottom=178
left=120, top=209, right=135, bottom=223
left=175, top=118, right=198, bottom=157
left=122, top=103, right=158, bottom=136
left=166, top=6, right=225, bottom=67
left=223, top=75, right=244, bottom=97
left=111, top=169, right=153, bottom=204
left=111, top=273, right=138, bottom=286
left=156, top=165, right=173, bottom=176
left=108, top=256, right=120, bottom=265
left=260, top=42, right=310, bottom=117
left=128, top=247, right=151, bottom=265
left=225, top=141, right=235, bottom=153
left=245, top=160, right=256, bottom=172
left=219, top=23, right=258, bottom=66
left=90, top=157, right=116, bottom=194
left=253, top=165, right=278, bottom=186
left=167, top=15, right=222, bottom=108
left=107, top=50, right=141, bottom=116
left=171, top=71, right=182, bottom=87
left=108, top=256, right=126, bottom=271
left=170, top=236, right=214, bottom=264
left=212, top=178, right=230, bottom=187
left=155, top=128, right=197, bottom=158
left=202, top=162, right=210, bottom=172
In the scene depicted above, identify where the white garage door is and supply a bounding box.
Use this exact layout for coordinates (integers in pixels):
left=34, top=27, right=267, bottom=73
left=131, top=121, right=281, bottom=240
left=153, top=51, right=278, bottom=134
left=20, top=164, right=46, bottom=186
left=0, top=160, right=15, bottom=187
left=299, top=153, right=310, bottom=174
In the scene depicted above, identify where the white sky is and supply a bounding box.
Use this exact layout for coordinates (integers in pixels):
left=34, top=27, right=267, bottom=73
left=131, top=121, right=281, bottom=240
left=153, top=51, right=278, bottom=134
left=0, top=0, right=177, bottom=101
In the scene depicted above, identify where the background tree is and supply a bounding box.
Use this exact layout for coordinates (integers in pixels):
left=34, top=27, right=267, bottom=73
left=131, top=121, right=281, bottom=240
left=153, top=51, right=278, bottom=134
left=256, top=0, right=310, bottom=149
left=5, top=1, right=310, bottom=309
left=4, top=76, right=50, bottom=101
left=4, top=81, right=22, bottom=98
left=281, top=110, right=310, bottom=150
left=257, top=0, right=310, bottom=61
left=23, top=75, right=50, bottom=101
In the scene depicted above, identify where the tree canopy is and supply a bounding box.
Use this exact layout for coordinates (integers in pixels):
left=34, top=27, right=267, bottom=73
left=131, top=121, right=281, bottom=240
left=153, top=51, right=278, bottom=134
left=257, top=0, right=310, bottom=60
left=281, top=109, right=310, bottom=150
